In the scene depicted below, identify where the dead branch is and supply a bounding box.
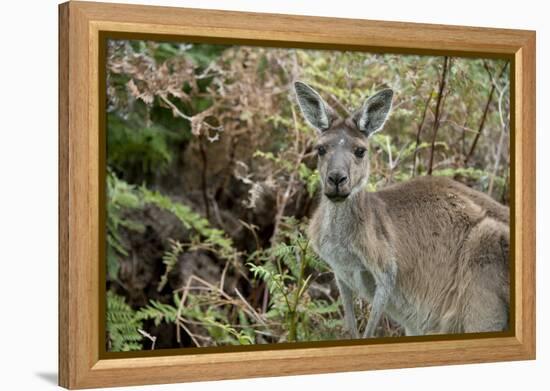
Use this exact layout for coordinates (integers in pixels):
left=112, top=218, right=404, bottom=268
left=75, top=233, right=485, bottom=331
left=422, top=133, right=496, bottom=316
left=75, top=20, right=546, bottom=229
left=159, top=95, right=222, bottom=134
left=327, top=92, right=352, bottom=117
left=270, top=104, right=308, bottom=246
left=488, top=80, right=510, bottom=196
left=464, top=61, right=509, bottom=165
left=427, top=56, right=451, bottom=175
left=234, top=288, right=267, bottom=326
left=412, top=90, right=433, bottom=176
left=174, top=274, right=268, bottom=345
left=137, top=329, right=157, bottom=350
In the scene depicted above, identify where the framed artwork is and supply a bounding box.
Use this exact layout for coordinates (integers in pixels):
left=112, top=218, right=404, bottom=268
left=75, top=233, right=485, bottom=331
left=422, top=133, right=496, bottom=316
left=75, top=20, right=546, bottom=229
left=59, top=1, right=536, bottom=389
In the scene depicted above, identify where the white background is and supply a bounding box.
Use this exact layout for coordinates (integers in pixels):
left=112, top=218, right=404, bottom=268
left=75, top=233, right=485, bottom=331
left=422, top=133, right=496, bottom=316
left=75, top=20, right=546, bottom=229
left=0, top=0, right=546, bottom=389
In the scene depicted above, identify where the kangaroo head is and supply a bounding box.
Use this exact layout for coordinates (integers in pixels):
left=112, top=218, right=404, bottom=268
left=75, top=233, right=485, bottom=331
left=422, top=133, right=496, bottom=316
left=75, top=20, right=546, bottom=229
left=294, top=81, right=393, bottom=202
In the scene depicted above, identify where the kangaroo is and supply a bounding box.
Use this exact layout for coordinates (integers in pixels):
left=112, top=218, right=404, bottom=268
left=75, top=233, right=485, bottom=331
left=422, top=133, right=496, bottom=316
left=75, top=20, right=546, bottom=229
left=294, top=81, right=510, bottom=338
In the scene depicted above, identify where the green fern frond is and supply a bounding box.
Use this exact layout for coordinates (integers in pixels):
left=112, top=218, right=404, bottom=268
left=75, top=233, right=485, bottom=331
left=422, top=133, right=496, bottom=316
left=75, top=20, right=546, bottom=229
left=136, top=299, right=178, bottom=326
left=139, top=187, right=238, bottom=261
left=158, top=239, right=184, bottom=292
left=106, top=291, right=143, bottom=352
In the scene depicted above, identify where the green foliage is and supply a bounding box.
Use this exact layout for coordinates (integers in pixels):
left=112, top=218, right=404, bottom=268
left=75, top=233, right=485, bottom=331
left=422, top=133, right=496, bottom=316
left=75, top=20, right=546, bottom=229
left=248, top=217, right=341, bottom=342
left=175, top=293, right=255, bottom=345
left=434, top=166, right=505, bottom=193
left=137, top=293, right=254, bottom=346
left=124, top=216, right=341, bottom=347
left=107, top=113, right=174, bottom=177
left=185, top=43, right=229, bottom=69
left=140, top=188, right=238, bottom=262
left=106, top=171, right=144, bottom=280
left=136, top=295, right=179, bottom=326
left=158, top=239, right=184, bottom=292
left=298, top=163, right=320, bottom=197
left=105, top=40, right=510, bottom=350
left=106, top=171, right=238, bottom=282
left=253, top=150, right=295, bottom=173
left=106, top=291, right=143, bottom=352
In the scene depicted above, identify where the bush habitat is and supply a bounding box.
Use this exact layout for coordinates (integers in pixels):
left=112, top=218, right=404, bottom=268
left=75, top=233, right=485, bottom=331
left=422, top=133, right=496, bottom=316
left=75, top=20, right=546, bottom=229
left=105, top=40, right=510, bottom=351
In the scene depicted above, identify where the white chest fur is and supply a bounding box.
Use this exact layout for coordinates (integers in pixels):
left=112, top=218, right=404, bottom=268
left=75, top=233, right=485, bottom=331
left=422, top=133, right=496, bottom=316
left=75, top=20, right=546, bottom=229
left=316, top=203, right=374, bottom=298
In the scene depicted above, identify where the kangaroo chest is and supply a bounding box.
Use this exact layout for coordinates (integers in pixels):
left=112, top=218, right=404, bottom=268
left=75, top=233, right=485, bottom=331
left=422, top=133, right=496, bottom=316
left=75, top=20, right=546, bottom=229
left=315, top=206, right=375, bottom=298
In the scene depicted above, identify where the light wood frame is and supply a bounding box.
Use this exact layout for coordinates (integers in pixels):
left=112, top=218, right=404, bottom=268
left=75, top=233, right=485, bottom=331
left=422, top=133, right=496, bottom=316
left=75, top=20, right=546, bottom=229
left=59, top=1, right=536, bottom=389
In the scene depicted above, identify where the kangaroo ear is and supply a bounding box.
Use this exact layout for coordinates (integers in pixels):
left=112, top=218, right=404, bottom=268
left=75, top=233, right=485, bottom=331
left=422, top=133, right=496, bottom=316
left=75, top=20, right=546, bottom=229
left=294, top=81, right=335, bottom=132
left=354, top=89, right=394, bottom=137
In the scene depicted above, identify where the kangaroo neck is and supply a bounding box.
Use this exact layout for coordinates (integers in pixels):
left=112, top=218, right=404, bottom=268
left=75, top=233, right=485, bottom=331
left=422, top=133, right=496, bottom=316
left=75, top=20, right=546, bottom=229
left=321, top=187, right=367, bottom=222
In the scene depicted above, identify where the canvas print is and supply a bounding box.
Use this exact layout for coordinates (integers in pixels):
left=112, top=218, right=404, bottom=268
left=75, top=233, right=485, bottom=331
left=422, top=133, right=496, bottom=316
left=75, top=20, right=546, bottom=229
left=105, top=39, right=510, bottom=352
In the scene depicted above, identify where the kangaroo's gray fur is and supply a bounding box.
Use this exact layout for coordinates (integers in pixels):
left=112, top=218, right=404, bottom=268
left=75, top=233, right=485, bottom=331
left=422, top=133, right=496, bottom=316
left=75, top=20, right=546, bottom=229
left=294, top=81, right=510, bottom=338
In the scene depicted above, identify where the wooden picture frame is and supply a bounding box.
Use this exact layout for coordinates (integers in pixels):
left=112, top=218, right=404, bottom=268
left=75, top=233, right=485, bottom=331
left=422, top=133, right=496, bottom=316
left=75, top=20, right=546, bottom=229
left=59, top=1, right=536, bottom=388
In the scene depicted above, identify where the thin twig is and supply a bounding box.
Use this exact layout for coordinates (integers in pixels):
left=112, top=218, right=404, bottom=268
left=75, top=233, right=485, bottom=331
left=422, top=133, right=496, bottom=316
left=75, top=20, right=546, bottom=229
left=219, top=259, right=230, bottom=293
left=386, top=136, right=393, bottom=169
left=234, top=288, right=267, bottom=326
left=412, top=91, right=433, bottom=176
left=159, top=94, right=222, bottom=131
left=488, top=81, right=510, bottom=196
left=327, top=93, right=352, bottom=117
left=442, top=119, right=478, bottom=134
left=270, top=104, right=307, bottom=246
left=391, top=142, right=413, bottom=173
left=239, top=219, right=261, bottom=252
left=176, top=319, right=203, bottom=347
left=261, top=283, right=269, bottom=314
left=159, top=94, right=193, bottom=121
left=175, top=275, right=195, bottom=344
left=175, top=274, right=266, bottom=336
left=427, top=56, right=451, bottom=175
left=464, top=61, right=509, bottom=165
left=137, top=329, right=157, bottom=350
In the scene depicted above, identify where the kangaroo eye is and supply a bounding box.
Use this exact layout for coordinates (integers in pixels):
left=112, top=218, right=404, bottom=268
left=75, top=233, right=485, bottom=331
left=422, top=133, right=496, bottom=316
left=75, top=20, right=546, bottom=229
left=354, top=147, right=366, bottom=158
left=317, top=145, right=327, bottom=156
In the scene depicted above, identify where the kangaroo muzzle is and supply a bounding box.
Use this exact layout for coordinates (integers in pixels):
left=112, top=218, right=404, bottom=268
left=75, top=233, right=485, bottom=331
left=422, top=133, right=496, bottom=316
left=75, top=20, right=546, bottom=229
left=325, top=169, right=351, bottom=201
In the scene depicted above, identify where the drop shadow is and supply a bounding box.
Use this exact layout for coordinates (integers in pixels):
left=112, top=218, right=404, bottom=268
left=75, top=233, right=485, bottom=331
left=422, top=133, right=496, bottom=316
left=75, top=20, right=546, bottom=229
left=35, top=372, right=58, bottom=386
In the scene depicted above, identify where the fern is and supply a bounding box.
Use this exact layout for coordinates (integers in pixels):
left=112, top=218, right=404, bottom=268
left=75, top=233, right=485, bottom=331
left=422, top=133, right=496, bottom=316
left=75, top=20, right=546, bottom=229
left=107, top=172, right=239, bottom=283
left=106, top=171, right=145, bottom=280
left=137, top=298, right=179, bottom=326
left=107, top=112, right=176, bottom=176
left=157, top=239, right=184, bottom=292
left=140, top=187, right=238, bottom=261
left=246, top=217, right=333, bottom=342
left=106, top=291, right=143, bottom=352
left=202, top=318, right=254, bottom=345
left=136, top=293, right=255, bottom=346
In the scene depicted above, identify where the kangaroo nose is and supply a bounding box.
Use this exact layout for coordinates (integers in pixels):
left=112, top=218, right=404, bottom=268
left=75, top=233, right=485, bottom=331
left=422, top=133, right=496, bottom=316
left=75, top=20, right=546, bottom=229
left=328, top=171, right=348, bottom=187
